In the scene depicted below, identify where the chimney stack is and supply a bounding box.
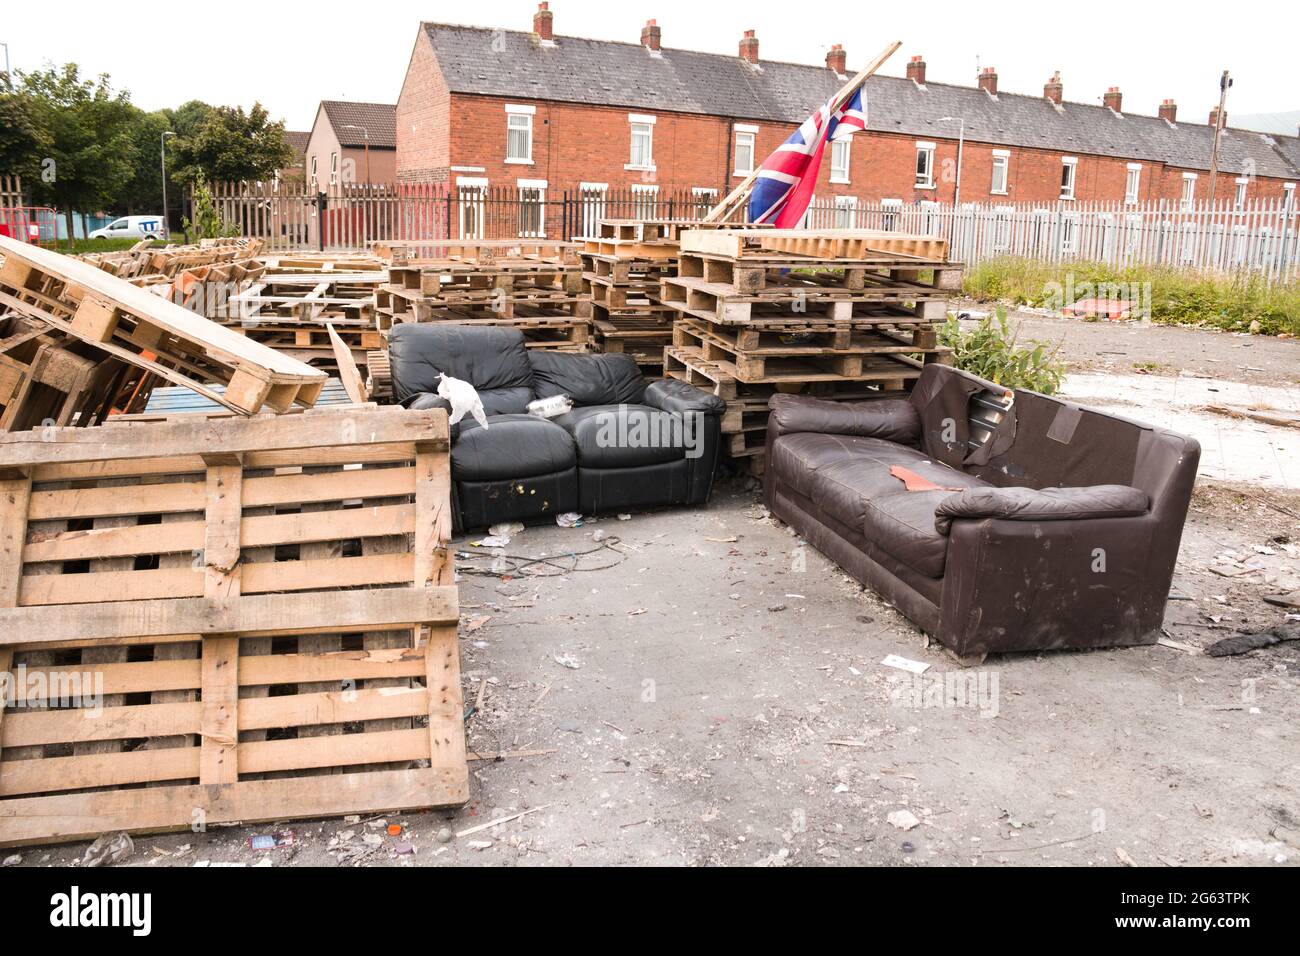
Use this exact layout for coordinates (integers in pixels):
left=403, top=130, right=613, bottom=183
left=906, top=55, right=926, bottom=86
left=1103, top=87, right=1122, bottom=113
left=1209, top=106, right=1227, bottom=128
left=826, top=44, right=846, bottom=75
left=641, top=18, right=661, bottom=51
left=978, top=67, right=998, bottom=96
left=739, top=30, right=759, bottom=64
left=1158, top=99, right=1178, bottom=123
left=532, top=2, right=553, bottom=41
left=1044, top=71, right=1063, bottom=105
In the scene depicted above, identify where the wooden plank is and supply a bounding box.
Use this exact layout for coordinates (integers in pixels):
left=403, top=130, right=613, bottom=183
left=0, top=478, right=32, bottom=609
left=199, top=637, right=239, bottom=784
left=328, top=323, right=368, bottom=403
left=0, top=767, right=468, bottom=848
left=0, top=587, right=458, bottom=646
left=425, top=624, right=469, bottom=779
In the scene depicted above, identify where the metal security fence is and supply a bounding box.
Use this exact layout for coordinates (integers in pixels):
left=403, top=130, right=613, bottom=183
left=802, top=196, right=1300, bottom=282
left=210, top=181, right=1299, bottom=281
left=210, top=182, right=723, bottom=253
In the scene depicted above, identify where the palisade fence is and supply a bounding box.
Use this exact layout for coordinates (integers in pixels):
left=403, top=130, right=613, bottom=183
left=211, top=181, right=1300, bottom=282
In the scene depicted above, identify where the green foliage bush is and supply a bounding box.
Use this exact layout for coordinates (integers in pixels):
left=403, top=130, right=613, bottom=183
left=962, top=257, right=1300, bottom=337
left=938, top=308, right=1065, bottom=395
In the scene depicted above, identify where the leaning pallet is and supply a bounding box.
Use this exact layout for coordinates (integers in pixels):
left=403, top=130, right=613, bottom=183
left=0, top=406, right=466, bottom=847
left=0, top=235, right=326, bottom=417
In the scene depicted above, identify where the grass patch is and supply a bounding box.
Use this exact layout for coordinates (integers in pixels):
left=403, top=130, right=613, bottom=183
left=47, top=237, right=157, bottom=255
left=939, top=308, right=1065, bottom=395
left=962, top=257, right=1300, bottom=337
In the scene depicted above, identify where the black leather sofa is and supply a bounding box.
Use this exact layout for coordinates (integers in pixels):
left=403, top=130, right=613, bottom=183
left=389, top=324, right=727, bottom=532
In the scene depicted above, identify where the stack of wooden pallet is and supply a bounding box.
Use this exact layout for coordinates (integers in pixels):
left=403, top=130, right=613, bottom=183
left=0, top=235, right=327, bottom=425
left=580, top=220, right=692, bottom=374
left=660, top=229, right=959, bottom=474
left=0, top=405, right=468, bottom=847
left=372, top=239, right=590, bottom=351
left=217, top=270, right=387, bottom=371
left=79, top=237, right=266, bottom=282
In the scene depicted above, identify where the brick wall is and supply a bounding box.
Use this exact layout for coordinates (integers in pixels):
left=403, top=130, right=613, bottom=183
left=396, top=30, right=451, bottom=182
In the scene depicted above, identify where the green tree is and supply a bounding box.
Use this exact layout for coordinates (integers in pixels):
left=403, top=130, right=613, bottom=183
left=13, top=64, right=138, bottom=240
left=168, top=102, right=293, bottom=185
left=117, top=108, right=172, bottom=216
left=0, top=90, right=49, bottom=183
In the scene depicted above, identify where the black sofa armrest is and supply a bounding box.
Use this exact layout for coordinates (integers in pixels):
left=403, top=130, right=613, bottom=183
left=768, top=394, right=921, bottom=445
left=644, top=379, right=726, bottom=417
left=934, top=485, right=1150, bottom=534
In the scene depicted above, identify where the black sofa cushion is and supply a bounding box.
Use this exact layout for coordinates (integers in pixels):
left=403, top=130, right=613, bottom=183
left=408, top=387, right=534, bottom=417
left=452, top=415, right=576, bottom=482
left=390, top=324, right=534, bottom=406
left=528, top=351, right=646, bottom=406
left=555, top=406, right=693, bottom=468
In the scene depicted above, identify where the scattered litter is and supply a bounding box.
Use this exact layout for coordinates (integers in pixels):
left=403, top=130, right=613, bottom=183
left=628, top=607, right=648, bottom=616
left=394, top=842, right=416, bottom=856
left=887, top=810, right=921, bottom=831
left=462, top=615, right=492, bottom=634
left=456, top=805, right=552, bottom=839
left=1157, top=636, right=1200, bottom=655
left=467, top=841, right=494, bottom=851
left=593, top=529, right=608, bottom=542
left=387, top=824, right=403, bottom=837
left=527, top=395, right=573, bottom=419
left=82, top=831, right=134, bottom=868
left=617, top=514, right=632, bottom=521
left=705, top=536, right=739, bottom=544
left=436, top=828, right=453, bottom=844
left=474, top=536, right=512, bottom=549
left=552, top=654, right=584, bottom=670
left=882, top=655, right=930, bottom=675
left=247, top=831, right=295, bottom=851
left=2, top=854, right=20, bottom=867
left=1115, top=847, right=1137, bottom=867
left=437, top=374, right=489, bottom=429
left=556, top=513, right=584, bottom=528
left=768, top=604, right=787, bottom=613
left=1263, top=591, right=1300, bottom=610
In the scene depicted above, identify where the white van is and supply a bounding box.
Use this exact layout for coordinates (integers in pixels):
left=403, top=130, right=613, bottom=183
left=88, top=215, right=167, bottom=241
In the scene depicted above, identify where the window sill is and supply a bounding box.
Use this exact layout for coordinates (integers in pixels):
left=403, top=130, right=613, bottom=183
left=1060, top=194, right=1075, bottom=201
left=991, top=189, right=1008, bottom=196
left=914, top=183, right=936, bottom=191
left=830, top=177, right=851, bottom=185
left=505, top=158, right=534, bottom=166
left=733, top=170, right=754, bottom=179
left=625, top=164, right=657, bottom=172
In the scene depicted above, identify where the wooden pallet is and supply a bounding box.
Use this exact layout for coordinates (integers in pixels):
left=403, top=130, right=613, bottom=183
left=366, top=350, right=393, bottom=402
left=579, top=253, right=676, bottom=284
left=0, top=406, right=466, bottom=847
left=680, top=228, right=950, bottom=262
left=660, top=275, right=953, bottom=325
left=386, top=314, right=591, bottom=350
left=664, top=344, right=922, bottom=394
left=673, top=318, right=949, bottom=382
left=677, top=251, right=964, bottom=294
left=0, top=236, right=327, bottom=417
left=78, top=239, right=266, bottom=281
left=223, top=273, right=384, bottom=325
left=373, top=239, right=580, bottom=268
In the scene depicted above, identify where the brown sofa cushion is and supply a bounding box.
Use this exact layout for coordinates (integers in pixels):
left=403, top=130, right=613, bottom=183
left=934, top=485, right=1151, bottom=534
left=768, top=394, right=921, bottom=445
left=774, top=435, right=989, bottom=578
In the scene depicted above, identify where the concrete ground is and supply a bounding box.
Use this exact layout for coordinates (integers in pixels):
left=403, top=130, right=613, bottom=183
left=9, top=315, right=1300, bottom=869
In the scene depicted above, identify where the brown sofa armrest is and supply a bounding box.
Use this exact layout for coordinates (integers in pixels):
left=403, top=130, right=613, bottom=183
left=768, top=394, right=921, bottom=445
left=934, top=485, right=1150, bottom=534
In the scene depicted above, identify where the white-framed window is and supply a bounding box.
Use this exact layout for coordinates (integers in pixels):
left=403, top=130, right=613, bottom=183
left=990, top=150, right=1009, bottom=195
left=627, top=114, right=656, bottom=170
left=880, top=198, right=902, bottom=231
left=631, top=183, right=659, bottom=219
left=1234, top=177, right=1248, bottom=208
left=456, top=177, right=488, bottom=240
left=692, top=187, right=718, bottom=218
left=733, top=125, right=757, bottom=176
left=329, top=152, right=339, bottom=186
left=1060, top=156, right=1077, bottom=200
left=1125, top=163, right=1141, bottom=205
left=834, top=195, right=858, bottom=228
left=505, top=104, right=535, bottom=164
left=517, top=178, right=547, bottom=238
left=915, top=142, right=936, bottom=188
left=310, top=156, right=318, bottom=189
left=831, top=139, right=851, bottom=184
left=1181, top=172, right=1197, bottom=209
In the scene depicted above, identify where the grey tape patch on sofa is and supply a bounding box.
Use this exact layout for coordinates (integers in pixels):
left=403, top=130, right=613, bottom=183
left=1047, top=404, right=1083, bottom=445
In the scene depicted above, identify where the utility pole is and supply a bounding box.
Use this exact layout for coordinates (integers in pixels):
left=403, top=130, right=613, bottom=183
left=1207, top=70, right=1232, bottom=207
left=161, top=131, right=175, bottom=238
left=939, top=117, right=965, bottom=208
left=0, top=42, right=10, bottom=88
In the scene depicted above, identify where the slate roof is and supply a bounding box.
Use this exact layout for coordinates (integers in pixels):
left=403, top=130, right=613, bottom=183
left=422, top=23, right=1300, bottom=181
left=321, top=101, right=397, bottom=149
left=283, top=130, right=310, bottom=159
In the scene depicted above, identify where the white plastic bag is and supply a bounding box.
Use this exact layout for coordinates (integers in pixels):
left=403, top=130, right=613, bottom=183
left=437, top=374, right=489, bottom=429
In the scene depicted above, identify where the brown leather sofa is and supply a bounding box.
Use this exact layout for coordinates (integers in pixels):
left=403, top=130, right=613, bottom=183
left=765, top=364, right=1200, bottom=659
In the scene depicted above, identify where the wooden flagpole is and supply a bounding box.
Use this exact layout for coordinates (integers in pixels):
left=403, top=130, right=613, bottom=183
left=703, top=39, right=902, bottom=224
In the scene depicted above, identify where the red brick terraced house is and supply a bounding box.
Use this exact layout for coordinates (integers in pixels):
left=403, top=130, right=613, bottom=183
left=396, top=5, right=1300, bottom=224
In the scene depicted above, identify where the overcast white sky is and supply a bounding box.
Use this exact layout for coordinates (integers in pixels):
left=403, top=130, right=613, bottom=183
left=3, top=0, right=1295, bottom=131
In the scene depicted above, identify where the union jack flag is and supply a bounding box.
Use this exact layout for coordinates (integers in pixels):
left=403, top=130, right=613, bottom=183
left=748, top=87, right=869, bottom=227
